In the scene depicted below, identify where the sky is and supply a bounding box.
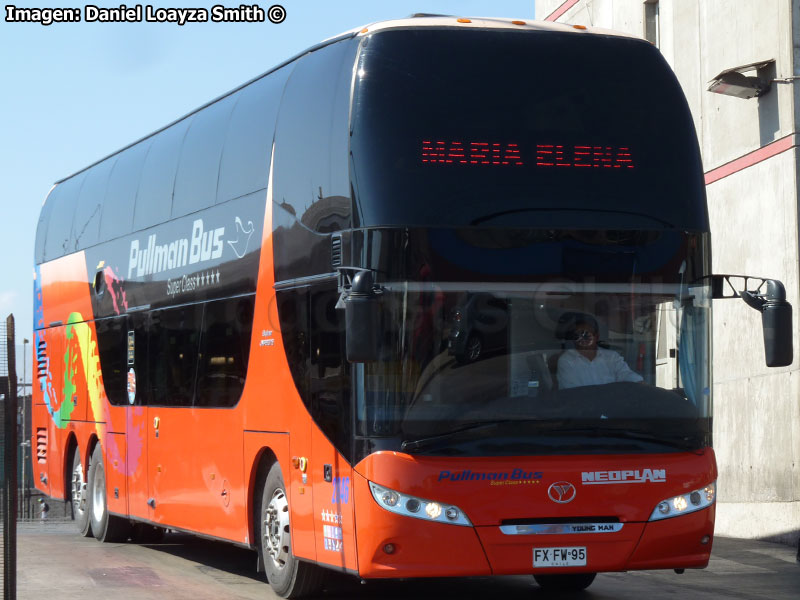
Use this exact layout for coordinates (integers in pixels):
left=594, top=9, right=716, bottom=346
left=0, top=0, right=538, bottom=386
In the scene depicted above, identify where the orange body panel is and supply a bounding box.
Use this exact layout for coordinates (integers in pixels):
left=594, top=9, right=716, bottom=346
left=104, top=431, right=127, bottom=516
left=352, top=449, right=717, bottom=577
left=353, top=470, right=492, bottom=578
left=626, top=504, right=715, bottom=570
left=311, top=428, right=357, bottom=572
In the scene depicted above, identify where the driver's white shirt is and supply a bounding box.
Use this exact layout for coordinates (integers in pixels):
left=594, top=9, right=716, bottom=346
left=557, top=347, right=643, bottom=390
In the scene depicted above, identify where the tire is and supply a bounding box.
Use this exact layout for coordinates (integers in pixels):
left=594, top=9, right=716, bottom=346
left=533, top=572, right=597, bottom=591
left=260, top=462, right=324, bottom=598
left=70, top=450, right=92, bottom=537
left=88, top=445, right=131, bottom=542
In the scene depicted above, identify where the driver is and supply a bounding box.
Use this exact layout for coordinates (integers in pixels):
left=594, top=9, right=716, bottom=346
left=557, top=317, right=643, bottom=389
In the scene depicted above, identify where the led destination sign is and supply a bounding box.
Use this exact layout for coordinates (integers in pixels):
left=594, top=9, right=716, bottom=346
left=421, top=139, right=635, bottom=169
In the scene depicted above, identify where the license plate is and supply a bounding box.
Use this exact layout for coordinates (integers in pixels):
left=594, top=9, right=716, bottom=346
left=533, top=546, right=587, bottom=567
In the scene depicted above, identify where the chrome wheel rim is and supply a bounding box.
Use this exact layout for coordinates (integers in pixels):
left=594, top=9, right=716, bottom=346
left=91, top=459, right=105, bottom=523
left=71, top=459, right=87, bottom=518
left=263, top=488, right=290, bottom=569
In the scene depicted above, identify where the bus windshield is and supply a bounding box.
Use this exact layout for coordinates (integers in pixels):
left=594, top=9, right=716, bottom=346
left=354, top=231, right=712, bottom=456
left=352, top=28, right=707, bottom=231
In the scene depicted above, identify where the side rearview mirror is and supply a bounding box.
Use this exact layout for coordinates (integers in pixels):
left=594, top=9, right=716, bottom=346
left=712, top=275, right=793, bottom=367
left=342, top=270, right=381, bottom=363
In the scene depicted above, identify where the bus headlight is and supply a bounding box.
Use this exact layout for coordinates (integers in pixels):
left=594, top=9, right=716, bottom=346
left=649, top=482, right=715, bottom=521
left=368, top=482, right=472, bottom=526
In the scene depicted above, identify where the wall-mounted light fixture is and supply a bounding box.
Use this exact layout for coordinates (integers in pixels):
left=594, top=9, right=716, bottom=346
left=707, top=60, right=774, bottom=99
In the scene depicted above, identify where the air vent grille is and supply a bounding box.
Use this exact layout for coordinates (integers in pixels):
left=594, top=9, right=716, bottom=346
left=36, top=428, right=47, bottom=463
left=36, top=339, right=47, bottom=379
left=331, top=235, right=343, bottom=267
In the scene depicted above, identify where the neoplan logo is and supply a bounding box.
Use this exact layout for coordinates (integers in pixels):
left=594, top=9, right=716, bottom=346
left=581, top=469, right=666, bottom=485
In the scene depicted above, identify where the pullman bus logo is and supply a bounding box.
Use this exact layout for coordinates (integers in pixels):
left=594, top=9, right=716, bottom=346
left=547, top=481, right=577, bottom=504
left=128, top=218, right=224, bottom=279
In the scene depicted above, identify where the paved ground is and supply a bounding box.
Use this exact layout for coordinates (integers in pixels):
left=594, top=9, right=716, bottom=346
left=14, top=522, right=800, bottom=599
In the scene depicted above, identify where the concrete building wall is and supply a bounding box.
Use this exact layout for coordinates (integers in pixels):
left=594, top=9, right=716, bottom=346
left=536, top=0, right=800, bottom=546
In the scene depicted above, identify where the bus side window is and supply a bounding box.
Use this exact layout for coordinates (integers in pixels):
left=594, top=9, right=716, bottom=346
left=72, top=157, right=116, bottom=252
left=148, top=304, right=203, bottom=407
left=217, top=65, right=292, bottom=204
left=44, top=172, right=86, bottom=261
left=95, top=316, right=127, bottom=406
left=172, top=95, right=236, bottom=218
left=276, top=288, right=310, bottom=401
left=195, top=296, right=254, bottom=408
left=134, top=118, right=191, bottom=232
left=100, top=139, right=151, bottom=242
left=309, top=287, right=351, bottom=458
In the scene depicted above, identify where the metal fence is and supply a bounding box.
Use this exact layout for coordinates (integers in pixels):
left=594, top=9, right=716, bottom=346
left=2, top=315, right=18, bottom=599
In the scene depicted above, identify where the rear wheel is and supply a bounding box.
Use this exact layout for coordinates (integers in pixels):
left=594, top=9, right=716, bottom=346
left=261, top=462, right=324, bottom=598
left=533, top=572, right=597, bottom=591
left=70, top=450, right=92, bottom=537
left=88, top=445, right=131, bottom=542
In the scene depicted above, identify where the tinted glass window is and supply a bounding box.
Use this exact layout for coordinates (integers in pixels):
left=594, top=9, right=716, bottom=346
left=309, top=286, right=351, bottom=457
left=218, top=66, right=292, bottom=203
left=96, top=316, right=127, bottom=406
left=72, top=157, right=117, bottom=251
left=351, top=30, right=706, bottom=230
left=134, top=118, right=191, bottom=231
left=45, top=172, right=86, bottom=260
left=100, top=140, right=151, bottom=241
left=35, top=186, right=57, bottom=264
left=148, top=303, right=203, bottom=406
left=276, top=288, right=309, bottom=400
left=129, top=311, right=149, bottom=406
left=195, top=295, right=254, bottom=407
left=273, top=41, right=356, bottom=233
left=172, top=96, right=236, bottom=217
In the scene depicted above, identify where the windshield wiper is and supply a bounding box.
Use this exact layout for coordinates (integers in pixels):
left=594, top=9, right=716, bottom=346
left=401, top=420, right=522, bottom=452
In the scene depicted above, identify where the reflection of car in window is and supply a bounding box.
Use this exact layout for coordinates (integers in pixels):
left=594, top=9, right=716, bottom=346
left=447, top=293, right=510, bottom=363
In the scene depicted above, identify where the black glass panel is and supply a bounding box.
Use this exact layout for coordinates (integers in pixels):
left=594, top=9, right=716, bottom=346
left=73, top=157, right=116, bottom=251
left=309, top=286, right=351, bottom=459
left=195, top=296, right=254, bottom=407
left=218, top=66, right=292, bottom=203
left=148, top=303, right=203, bottom=406
left=35, top=186, right=56, bottom=264
left=96, top=316, right=127, bottom=406
left=100, top=140, right=151, bottom=241
left=134, top=118, right=191, bottom=231
left=44, top=172, right=86, bottom=260
left=172, top=96, right=236, bottom=217
left=352, top=29, right=707, bottom=231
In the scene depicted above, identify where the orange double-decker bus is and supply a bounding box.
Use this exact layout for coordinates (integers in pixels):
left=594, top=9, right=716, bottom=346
left=32, top=16, right=792, bottom=596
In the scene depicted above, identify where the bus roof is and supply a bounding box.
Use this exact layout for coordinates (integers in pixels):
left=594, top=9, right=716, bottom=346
left=332, top=15, right=641, bottom=42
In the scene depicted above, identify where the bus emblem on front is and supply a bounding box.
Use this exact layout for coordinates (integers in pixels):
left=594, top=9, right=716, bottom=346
left=548, top=482, right=577, bottom=504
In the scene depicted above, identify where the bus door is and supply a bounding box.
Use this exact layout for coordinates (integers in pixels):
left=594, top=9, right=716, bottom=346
left=308, top=285, right=357, bottom=570
left=144, top=304, right=204, bottom=529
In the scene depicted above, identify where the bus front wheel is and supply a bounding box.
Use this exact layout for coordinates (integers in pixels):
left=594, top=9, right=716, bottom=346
left=533, top=572, right=597, bottom=591
left=88, top=445, right=131, bottom=542
left=260, top=462, right=324, bottom=598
